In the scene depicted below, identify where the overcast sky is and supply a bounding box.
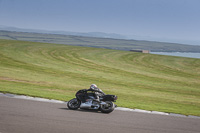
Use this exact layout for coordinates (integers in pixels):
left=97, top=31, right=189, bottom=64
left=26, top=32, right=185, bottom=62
left=0, top=0, right=200, bottom=45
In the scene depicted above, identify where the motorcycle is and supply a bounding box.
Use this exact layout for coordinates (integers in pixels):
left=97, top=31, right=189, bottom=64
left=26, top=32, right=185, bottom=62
left=67, top=89, right=117, bottom=113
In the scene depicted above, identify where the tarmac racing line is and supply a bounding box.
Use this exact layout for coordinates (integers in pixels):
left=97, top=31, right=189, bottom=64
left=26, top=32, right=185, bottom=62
left=0, top=92, right=199, bottom=119
left=0, top=93, right=200, bottom=133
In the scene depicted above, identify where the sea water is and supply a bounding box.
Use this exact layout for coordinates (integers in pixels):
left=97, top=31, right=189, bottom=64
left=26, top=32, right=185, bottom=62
left=151, top=52, right=200, bottom=59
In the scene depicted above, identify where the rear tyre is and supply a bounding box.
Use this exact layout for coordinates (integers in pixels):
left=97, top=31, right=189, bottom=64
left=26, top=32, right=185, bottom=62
left=67, top=98, right=81, bottom=110
left=100, top=101, right=115, bottom=113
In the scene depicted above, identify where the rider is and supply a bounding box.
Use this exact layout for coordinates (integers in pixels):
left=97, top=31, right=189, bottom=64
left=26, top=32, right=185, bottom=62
left=87, top=84, right=105, bottom=102
left=76, top=84, right=105, bottom=103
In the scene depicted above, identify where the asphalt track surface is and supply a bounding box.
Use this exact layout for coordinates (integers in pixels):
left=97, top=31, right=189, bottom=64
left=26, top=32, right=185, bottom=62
left=0, top=96, right=200, bottom=133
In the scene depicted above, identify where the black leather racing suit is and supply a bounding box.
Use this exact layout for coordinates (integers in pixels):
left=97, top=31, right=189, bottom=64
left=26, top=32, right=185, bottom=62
left=77, top=88, right=105, bottom=102
left=87, top=87, right=105, bottom=101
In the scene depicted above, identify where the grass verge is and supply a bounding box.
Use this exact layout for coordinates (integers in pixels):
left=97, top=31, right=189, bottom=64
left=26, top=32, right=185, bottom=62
left=0, top=39, right=200, bottom=116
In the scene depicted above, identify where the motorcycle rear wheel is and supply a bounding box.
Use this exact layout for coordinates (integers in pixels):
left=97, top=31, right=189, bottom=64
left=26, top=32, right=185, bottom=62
left=100, top=101, right=115, bottom=113
left=67, top=98, right=81, bottom=110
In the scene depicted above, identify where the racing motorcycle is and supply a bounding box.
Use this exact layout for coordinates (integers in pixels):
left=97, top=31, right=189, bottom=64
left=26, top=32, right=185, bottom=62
left=67, top=89, right=117, bottom=113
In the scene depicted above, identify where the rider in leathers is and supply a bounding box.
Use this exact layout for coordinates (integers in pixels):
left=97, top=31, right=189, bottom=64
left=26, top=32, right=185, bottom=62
left=77, top=84, right=105, bottom=103
left=87, top=84, right=105, bottom=102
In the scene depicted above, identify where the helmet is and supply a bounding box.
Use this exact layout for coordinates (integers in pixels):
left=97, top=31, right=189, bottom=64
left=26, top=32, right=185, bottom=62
left=90, top=84, right=97, bottom=90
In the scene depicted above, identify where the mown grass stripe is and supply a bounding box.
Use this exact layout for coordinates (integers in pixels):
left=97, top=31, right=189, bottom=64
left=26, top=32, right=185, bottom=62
left=0, top=39, right=200, bottom=116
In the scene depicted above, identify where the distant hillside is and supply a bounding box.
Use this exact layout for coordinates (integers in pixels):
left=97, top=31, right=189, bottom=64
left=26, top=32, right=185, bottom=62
left=0, top=25, right=127, bottom=39
left=1, top=30, right=200, bottom=52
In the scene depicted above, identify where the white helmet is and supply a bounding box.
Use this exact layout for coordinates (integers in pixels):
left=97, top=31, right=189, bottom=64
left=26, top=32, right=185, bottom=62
left=90, top=84, right=97, bottom=90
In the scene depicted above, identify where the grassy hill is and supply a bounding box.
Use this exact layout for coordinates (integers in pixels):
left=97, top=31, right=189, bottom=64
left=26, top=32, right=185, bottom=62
left=0, top=39, right=200, bottom=116
left=1, top=30, right=200, bottom=52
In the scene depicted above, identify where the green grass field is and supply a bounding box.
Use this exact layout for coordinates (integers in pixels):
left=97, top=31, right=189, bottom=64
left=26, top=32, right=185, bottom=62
left=0, top=39, right=200, bottom=116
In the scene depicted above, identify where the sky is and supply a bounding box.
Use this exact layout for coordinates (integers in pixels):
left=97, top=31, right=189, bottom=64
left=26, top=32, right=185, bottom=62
left=0, top=0, right=200, bottom=45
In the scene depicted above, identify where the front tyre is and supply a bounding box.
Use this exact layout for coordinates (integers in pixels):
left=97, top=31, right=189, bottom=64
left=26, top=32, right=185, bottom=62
left=100, top=101, right=115, bottom=113
left=67, top=98, right=81, bottom=110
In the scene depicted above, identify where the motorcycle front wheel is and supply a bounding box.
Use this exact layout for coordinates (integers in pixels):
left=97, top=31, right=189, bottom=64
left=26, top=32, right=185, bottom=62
left=67, top=98, right=81, bottom=110
left=100, top=101, right=115, bottom=113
